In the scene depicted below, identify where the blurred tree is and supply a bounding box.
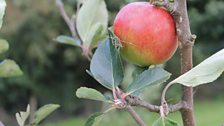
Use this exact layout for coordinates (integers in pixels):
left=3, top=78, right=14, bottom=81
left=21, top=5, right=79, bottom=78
left=0, top=0, right=98, bottom=116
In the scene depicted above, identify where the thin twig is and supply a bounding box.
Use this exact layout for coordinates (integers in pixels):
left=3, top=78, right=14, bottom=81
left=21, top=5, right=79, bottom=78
left=125, top=94, right=183, bottom=114
left=126, top=95, right=160, bottom=112
left=55, top=0, right=77, bottom=39
left=126, top=106, right=146, bottom=126
left=160, top=82, right=174, bottom=116
left=161, top=82, right=175, bottom=105
left=115, top=88, right=146, bottom=126
left=169, top=101, right=186, bottom=113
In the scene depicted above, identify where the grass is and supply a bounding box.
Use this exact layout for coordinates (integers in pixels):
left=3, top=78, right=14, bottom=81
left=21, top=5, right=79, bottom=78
left=44, top=100, right=224, bottom=126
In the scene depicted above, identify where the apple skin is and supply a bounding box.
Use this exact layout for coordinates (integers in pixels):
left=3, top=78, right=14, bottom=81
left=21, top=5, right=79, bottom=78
left=113, top=2, right=178, bottom=66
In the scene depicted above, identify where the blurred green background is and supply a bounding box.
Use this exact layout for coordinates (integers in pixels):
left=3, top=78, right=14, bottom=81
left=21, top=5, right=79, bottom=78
left=0, top=0, right=223, bottom=126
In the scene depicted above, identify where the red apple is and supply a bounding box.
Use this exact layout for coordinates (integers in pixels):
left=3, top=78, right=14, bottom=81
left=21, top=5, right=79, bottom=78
left=113, top=2, right=178, bottom=66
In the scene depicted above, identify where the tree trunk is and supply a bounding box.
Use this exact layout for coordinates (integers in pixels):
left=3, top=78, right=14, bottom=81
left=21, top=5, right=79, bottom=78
left=175, top=0, right=196, bottom=126
left=180, top=46, right=195, bottom=126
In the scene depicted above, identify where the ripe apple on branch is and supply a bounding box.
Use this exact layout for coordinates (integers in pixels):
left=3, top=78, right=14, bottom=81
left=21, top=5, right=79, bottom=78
left=114, top=2, right=178, bottom=66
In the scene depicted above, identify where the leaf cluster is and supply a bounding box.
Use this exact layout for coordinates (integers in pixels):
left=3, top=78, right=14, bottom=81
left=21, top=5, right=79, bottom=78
left=15, top=104, right=60, bottom=126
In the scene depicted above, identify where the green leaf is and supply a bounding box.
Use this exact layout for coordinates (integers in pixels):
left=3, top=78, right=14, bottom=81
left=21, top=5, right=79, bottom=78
left=127, top=67, right=171, bottom=95
left=153, top=117, right=179, bottom=126
left=78, top=0, right=87, bottom=5
left=0, top=39, right=9, bottom=54
left=108, top=30, right=124, bottom=89
left=85, top=23, right=104, bottom=47
left=85, top=112, right=104, bottom=126
left=76, top=0, right=108, bottom=47
left=132, top=66, right=147, bottom=79
left=32, top=104, right=60, bottom=125
left=129, top=66, right=148, bottom=96
left=0, top=0, right=6, bottom=29
left=170, top=49, right=224, bottom=87
left=0, top=59, right=23, bottom=77
left=55, top=35, right=81, bottom=47
left=76, top=87, right=107, bottom=102
left=15, top=104, right=30, bottom=126
left=90, top=38, right=124, bottom=90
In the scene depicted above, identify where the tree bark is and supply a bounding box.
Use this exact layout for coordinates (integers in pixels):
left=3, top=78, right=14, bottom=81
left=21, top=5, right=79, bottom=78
left=175, top=0, right=196, bottom=126
left=180, top=46, right=195, bottom=126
